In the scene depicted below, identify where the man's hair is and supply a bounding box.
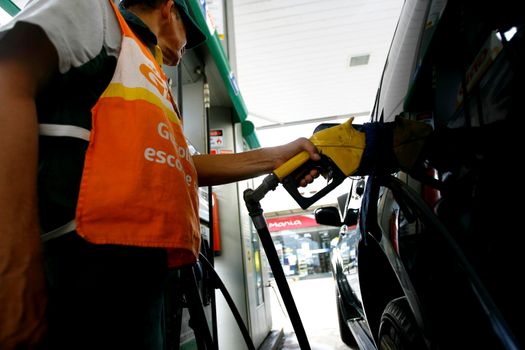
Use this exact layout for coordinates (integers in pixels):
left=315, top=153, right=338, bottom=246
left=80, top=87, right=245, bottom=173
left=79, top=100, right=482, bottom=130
left=121, top=0, right=168, bottom=8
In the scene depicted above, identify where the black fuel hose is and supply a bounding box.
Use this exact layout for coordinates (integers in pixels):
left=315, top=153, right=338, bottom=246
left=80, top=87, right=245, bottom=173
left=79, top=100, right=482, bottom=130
left=199, top=253, right=256, bottom=350
left=244, top=178, right=311, bottom=350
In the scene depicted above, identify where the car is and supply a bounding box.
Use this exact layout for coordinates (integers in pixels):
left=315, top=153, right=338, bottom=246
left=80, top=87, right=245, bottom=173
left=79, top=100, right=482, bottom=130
left=315, top=0, right=523, bottom=349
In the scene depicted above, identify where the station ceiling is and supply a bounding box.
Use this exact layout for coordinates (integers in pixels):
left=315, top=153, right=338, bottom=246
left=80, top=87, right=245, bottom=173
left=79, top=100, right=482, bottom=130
left=231, top=0, right=403, bottom=146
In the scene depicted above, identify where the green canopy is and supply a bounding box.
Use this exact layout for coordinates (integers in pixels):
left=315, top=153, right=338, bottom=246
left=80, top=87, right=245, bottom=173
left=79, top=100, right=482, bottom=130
left=187, top=0, right=260, bottom=149
left=0, top=0, right=19, bottom=16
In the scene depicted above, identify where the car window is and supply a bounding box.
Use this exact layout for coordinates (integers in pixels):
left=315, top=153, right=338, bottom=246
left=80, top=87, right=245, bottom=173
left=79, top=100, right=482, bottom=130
left=373, top=0, right=430, bottom=122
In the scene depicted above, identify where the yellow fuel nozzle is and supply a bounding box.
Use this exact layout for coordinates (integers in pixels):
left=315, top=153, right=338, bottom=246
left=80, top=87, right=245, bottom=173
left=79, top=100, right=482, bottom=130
left=272, top=118, right=366, bottom=209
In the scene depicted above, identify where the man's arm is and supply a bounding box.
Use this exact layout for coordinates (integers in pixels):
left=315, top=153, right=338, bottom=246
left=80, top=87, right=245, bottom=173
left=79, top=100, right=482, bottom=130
left=193, top=137, right=320, bottom=186
left=0, top=23, right=58, bottom=348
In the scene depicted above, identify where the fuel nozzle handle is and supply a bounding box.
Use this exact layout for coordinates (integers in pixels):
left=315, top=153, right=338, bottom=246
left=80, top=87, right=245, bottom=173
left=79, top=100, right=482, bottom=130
left=271, top=118, right=366, bottom=210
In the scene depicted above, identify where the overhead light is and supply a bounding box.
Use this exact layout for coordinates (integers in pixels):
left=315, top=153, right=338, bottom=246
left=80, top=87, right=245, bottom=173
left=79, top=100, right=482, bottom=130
left=349, top=54, right=370, bottom=67
left=496, top=27, right=517, bottom=42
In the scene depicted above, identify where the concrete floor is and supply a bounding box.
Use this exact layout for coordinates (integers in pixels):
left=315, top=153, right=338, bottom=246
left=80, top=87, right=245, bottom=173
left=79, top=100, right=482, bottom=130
left=267, top=275, right=355, bottom=350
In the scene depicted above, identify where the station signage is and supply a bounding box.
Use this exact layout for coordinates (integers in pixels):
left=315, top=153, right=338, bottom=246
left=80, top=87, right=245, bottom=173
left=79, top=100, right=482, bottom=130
left=266, top=215, right=319, bottom=232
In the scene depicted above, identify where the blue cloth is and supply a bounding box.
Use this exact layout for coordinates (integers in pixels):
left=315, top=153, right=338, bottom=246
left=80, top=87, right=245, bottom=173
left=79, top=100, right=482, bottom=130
left=355, top=122, right=398, bottom=175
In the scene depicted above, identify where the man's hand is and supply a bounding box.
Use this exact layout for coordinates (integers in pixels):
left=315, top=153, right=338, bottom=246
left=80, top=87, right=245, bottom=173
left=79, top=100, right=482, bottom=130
left=270, top=137, right=321, bottom=187
left=298, top=168, right=321, bottom=187
left=270, top=137, right=320, bottom=169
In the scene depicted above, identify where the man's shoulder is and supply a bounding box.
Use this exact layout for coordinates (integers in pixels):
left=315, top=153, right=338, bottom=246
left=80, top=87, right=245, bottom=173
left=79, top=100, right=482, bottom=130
left=1, top=0, right=121, bottom=74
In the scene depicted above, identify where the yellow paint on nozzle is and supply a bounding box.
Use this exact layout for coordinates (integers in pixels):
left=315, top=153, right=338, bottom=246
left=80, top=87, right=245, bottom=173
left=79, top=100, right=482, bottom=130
left=273, top=118, right=366, bottom=181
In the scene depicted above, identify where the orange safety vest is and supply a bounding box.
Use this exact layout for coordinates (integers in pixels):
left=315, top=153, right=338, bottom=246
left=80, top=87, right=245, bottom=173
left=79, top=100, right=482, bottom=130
left=74, top=1, right=200, bottom=267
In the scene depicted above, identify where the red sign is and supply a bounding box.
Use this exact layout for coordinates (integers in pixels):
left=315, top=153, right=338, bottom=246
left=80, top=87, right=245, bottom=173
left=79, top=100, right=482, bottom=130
left=266, top=215, right=318, bottom=232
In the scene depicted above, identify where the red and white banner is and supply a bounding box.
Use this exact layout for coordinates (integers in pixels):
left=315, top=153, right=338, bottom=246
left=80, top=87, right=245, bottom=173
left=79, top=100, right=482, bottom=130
left=266, top=215, right=319, bottom=232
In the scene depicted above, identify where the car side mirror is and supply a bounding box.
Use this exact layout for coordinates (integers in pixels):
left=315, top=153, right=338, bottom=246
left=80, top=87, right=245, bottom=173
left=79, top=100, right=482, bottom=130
left=314, top=206, right=342, bottom=227
left=344, top=208, right=359, bottom=226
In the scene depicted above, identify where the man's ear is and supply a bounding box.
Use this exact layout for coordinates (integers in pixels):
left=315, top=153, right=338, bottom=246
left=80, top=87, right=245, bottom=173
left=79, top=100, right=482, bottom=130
left=160, top=0, right=174, bottom=20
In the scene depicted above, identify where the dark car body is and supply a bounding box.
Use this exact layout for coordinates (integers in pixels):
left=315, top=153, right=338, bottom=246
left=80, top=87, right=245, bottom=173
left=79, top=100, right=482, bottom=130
left=317, top=0, right=524, bottom=349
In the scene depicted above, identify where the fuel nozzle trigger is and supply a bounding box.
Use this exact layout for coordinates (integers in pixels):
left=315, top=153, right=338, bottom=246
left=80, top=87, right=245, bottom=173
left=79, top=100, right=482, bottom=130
left=281, top=154, right=346, bottom=210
